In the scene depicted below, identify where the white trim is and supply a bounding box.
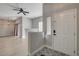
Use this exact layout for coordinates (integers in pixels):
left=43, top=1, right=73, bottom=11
left=74, top=8, right=77, bottom=56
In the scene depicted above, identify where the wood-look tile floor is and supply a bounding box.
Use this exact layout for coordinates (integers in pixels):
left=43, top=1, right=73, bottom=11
left=0, top=36, right=28, bottom=56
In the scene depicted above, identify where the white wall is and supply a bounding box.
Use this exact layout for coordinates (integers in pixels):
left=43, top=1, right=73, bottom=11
left=32, top=17, right=42, bottom=28
left=28, top=32, right=44, bottom=54
left=22, top=17, right=32, bottom=38
left=31, top=17, right=43, bottom=32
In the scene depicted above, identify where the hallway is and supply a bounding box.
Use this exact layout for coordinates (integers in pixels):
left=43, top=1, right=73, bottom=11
left=0, top=36, right=28, bottom=56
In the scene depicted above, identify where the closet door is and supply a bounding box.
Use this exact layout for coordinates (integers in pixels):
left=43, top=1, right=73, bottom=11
left=52, top=9, right=76, bottom=55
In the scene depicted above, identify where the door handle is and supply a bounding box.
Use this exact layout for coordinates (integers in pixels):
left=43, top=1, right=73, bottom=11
left=53, top=30, right=56, bottom=35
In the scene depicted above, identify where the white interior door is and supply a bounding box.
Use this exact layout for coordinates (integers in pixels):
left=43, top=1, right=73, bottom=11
left=52, top=13, right=64, bottom=53
left=52, top=9, right=77, bottom=55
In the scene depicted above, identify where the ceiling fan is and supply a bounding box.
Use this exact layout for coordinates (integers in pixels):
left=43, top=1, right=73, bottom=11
left=7, top=4, right=29, bottom=15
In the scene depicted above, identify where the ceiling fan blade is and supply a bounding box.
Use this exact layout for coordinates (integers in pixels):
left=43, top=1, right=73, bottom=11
left=23, top=11, right=29, bottom=14
left=23, top=12, right=26, bottom=15
left=17, top=11, right=21, bottom=14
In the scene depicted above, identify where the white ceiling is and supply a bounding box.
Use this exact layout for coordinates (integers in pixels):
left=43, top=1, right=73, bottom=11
left=0, top=3, right=43, bottom=19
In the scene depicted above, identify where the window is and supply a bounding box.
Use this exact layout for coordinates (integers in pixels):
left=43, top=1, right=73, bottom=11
left=47, top=17, right=51, bottom=35
left=38, top=21, right=43, bottom=32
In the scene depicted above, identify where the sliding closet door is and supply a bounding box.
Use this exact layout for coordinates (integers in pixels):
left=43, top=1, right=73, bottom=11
left=52, top=9, right=76, bottom=55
